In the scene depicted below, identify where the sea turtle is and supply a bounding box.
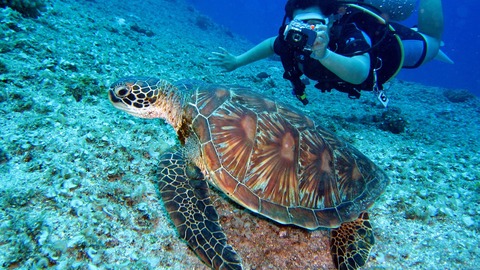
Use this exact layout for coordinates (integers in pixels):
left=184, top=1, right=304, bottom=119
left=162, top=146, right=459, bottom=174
left=108, top=77, right=389, bottom=270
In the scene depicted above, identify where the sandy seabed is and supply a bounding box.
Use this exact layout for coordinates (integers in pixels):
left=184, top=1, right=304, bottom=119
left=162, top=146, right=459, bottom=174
left=0, top=0, right=478, bottom=269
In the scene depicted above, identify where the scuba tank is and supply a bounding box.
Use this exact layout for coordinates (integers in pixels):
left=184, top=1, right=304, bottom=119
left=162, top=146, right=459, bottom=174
left=358, top=0, right=415, bottom=21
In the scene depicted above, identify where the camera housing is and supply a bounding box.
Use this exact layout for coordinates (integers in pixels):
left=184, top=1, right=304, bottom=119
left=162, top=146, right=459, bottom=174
left=284, top=20, right=319, bottom=51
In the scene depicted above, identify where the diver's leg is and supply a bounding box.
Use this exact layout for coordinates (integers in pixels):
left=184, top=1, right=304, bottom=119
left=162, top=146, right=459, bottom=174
left=418, top=0, right=444, bottom=40
left=418, top=33, right=441, bottom=64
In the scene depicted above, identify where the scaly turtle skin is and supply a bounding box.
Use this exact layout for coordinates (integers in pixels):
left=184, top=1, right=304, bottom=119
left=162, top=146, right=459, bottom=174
left=108, top=77, right=389, bottom=270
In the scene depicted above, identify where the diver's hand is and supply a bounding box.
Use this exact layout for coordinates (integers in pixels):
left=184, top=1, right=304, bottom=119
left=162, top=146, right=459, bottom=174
left=209, top=47, right=239, bottom=72
left=311, top=25, right=330, bottom=60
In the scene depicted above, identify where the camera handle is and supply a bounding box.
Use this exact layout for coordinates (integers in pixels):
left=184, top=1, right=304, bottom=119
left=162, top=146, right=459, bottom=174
left=292, top=78, right=309, bottom=105
left=283, top=70, right=309, bottom=105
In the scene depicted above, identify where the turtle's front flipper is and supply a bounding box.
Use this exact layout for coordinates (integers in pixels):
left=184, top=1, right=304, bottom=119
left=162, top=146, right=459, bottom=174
left=158, top=151, right=242, bottom=270
left=330, top=212, right=375, bottom=270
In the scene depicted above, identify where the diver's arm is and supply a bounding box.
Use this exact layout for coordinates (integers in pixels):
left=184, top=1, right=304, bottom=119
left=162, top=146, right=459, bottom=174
left=311, top=26, right=370, bottom=85
left=210, top=37, right=276, bottom=71
left=316, top=51, right=370, bottom=85
left=236, top=37, right=276, bottom=67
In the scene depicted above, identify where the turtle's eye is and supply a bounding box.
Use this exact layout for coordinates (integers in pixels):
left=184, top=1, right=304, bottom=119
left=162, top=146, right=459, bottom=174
left=114, top=85, right=131, bottom=97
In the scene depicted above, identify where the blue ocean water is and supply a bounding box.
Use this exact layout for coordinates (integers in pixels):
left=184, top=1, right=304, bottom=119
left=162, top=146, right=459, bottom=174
left=188, top=0, right=480, bottom=95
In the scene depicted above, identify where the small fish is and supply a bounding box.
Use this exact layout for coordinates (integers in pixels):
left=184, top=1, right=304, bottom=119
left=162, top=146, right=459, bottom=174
left=256, top=72, right=270, bottom=79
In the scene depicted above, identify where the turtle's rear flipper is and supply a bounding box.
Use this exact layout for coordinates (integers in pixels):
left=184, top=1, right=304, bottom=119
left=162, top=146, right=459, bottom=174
left=330, top=212, right=375, bottom=270
left=158, top=151, right=242, bottom=270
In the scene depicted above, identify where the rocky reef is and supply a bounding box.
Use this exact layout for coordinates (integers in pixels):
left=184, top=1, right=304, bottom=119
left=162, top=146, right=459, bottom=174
left=0, top=0, right=47, bottom=18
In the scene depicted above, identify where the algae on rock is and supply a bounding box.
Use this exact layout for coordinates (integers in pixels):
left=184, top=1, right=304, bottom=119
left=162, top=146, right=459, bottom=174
left=0, top=0, right=47, bottom=18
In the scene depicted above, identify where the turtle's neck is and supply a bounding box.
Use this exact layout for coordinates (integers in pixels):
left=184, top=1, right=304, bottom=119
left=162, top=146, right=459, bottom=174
left=151, top=82, right=186, bottom=132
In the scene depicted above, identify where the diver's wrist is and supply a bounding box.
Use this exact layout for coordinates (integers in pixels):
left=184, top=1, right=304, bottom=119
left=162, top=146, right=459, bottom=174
left=311, top=49, right=331, bottom=61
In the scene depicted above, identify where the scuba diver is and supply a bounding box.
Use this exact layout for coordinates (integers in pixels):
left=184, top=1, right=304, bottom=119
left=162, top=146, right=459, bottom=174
left=210, top=0, right=452, bottom=106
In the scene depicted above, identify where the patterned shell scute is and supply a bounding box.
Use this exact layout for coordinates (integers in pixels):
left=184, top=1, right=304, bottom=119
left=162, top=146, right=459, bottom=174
left=276, top=103, right=315, bottom=131
left=196, top=84, right=231, bottom=117
left=190, top=86, right=389, bottom=229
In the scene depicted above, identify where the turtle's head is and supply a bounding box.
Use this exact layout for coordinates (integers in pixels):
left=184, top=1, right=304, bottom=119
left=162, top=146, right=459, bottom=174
left=109, top=77, right=179, bottom=120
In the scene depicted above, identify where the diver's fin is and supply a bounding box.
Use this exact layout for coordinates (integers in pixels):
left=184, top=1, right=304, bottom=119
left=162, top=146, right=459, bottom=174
left=418, top=0, right=444, bottom=40
left=435, top=49, right=454, bottom=64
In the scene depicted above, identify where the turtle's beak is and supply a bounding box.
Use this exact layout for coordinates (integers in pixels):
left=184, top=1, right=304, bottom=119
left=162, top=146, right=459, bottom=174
left=108, top=89, right=145, bottom=118
left=108, top=89, right=130, bottom=112
left=108, top=89, right=122, bottom=104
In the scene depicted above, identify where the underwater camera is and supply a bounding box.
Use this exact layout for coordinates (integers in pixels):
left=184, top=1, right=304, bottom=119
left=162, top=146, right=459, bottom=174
left=284, top=20, right=320, bottom=51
